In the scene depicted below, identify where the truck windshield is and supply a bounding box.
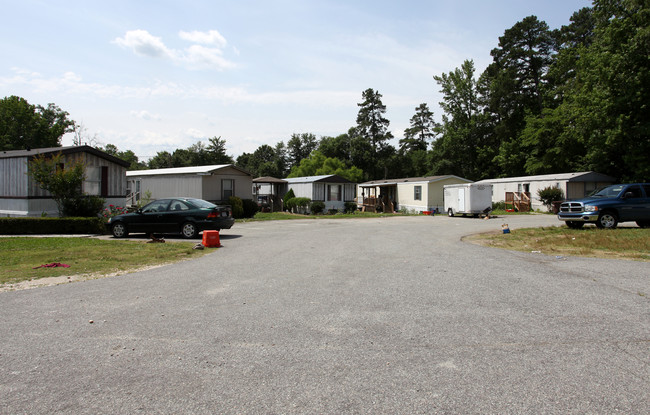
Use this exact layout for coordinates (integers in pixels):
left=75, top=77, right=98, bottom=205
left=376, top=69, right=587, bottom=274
left=588, top=185, right=624, bottom=198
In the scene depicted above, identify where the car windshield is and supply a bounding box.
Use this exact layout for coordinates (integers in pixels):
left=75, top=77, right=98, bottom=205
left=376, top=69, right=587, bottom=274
left=186, top=198, right=216, bottom=209
left=588, top=185, right=625, bottom=198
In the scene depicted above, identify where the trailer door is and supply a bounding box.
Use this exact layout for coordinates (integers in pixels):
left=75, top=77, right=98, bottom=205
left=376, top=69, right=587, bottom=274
left=458, top=188, right=466, bottom=212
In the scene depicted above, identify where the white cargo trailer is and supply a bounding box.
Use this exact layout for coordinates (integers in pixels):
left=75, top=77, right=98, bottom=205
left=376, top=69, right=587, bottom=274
left=443, top=183, right=493, bottom=217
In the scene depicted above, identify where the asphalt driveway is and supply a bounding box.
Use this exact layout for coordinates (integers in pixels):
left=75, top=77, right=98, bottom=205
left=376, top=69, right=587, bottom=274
left=1, top=215, right=648, bottom=414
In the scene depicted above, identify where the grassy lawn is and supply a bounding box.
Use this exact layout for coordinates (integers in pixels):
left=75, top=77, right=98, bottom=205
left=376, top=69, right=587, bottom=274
left=0, top=237, right=211, bottom=287
left=465, top=226, right=650, bottom=261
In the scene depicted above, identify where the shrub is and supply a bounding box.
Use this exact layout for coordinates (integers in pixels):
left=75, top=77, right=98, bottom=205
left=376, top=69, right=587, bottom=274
left=241, top=198, right=259, bottom=218
left=283, top=189, right=296, bottom=212
left=228, top=196, right=244, bottom=219
left=101, top=204, right=127, bottom=222
left=62, top=195, right=106, bottom=217
left=537, top=186, right=564, bottom=211
left=492, top=201, right=506, bottom=211
left=0, top=217, right=106, bottom=235
left=344, top=202, right=357, bottom=214
left=310, top=201, right=326, bottom=214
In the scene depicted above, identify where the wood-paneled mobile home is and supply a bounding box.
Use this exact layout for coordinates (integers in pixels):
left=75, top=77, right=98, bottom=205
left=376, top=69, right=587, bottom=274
left=0, top=145, right=130, bottom=217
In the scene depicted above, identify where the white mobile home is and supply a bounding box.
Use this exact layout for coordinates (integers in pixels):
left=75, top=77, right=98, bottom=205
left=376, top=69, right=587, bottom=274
left=358, top=175, right=472, bottom=213
left=283, top=175, right=356, bottom=212
left=126, top=165, right=253, bottom=206
left=0, top=145, right=129, bottom=217
left=475, top=171, right=616, bottom=211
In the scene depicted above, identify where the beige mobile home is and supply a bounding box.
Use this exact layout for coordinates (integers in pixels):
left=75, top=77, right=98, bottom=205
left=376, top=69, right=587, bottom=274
left=358, top=175, right=472, bottom=213
left=126, top=165, right=253, bottom=206
left=475, top=172, right=616, bottom=211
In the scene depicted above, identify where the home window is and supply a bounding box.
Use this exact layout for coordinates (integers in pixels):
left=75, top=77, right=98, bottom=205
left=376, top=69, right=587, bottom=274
left=327, top=184, right=341, bottom=201
left=222, top=179, right=234, bottom=200
left=85, top=166, right=101, bottom=195
left=414, top=185, right=422, bottom=201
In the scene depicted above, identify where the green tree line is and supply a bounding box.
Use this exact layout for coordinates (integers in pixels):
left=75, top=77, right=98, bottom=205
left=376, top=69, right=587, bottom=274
left=2, top=1, right=647, bottom=182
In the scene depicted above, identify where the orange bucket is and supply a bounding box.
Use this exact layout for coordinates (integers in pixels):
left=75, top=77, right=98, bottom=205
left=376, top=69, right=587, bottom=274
left=202, top=230, right=221, bottom=247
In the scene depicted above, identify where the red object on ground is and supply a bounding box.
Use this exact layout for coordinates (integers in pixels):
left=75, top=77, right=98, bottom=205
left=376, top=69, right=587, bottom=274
left=202, top=230, right=221, bottom=248
left=33, top=262, right=70, bottom=269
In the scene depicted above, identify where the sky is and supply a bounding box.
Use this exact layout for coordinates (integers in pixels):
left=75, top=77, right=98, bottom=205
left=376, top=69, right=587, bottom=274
left=1, top=0, right=593, bottom=162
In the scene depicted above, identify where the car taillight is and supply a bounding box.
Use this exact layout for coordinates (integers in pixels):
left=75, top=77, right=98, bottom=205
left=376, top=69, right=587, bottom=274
left=207, top=211, right=218, bottom=218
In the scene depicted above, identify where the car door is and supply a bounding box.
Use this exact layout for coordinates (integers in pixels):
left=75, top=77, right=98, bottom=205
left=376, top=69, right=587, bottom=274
left=162, top=199, right=192, bottom=232
left=642, top=185, right=650, bottom=220
left=618, top=185, right=644, bottom=221
left=132, top=199, right=171, bottom=233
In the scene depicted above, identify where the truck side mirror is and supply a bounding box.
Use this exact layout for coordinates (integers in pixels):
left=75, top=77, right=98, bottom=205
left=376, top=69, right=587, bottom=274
left=623, top=192, right=634, bottom=199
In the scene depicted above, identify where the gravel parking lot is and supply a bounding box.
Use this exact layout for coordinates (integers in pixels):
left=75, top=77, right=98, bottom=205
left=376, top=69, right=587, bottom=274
left=1, top=215, right=648, bottom=414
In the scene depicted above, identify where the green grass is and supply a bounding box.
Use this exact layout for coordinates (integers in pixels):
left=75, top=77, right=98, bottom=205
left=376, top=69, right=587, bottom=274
left=465, top=226, right=650, bottom=261
left=0, top=237, right=210, bottom=286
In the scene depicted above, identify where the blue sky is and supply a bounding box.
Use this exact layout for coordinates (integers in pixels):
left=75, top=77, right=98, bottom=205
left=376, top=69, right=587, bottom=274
left=1, top=0, right=593, bottom=161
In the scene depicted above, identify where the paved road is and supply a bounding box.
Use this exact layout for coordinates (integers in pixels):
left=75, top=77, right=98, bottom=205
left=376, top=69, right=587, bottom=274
left=1, top=215, right=648, bottom=414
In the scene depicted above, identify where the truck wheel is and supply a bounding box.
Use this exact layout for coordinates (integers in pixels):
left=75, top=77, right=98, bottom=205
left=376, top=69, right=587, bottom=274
left=595, top=211, right=618, bottom=229
left=447, top=208, right=454, bottom=217
left=566, top=221, right=584, bottom=229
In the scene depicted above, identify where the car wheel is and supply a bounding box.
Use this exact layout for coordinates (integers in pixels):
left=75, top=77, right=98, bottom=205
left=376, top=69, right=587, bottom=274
left=636, top=220, right=650, bottom=228
left=111, top=222, right=128, bottom=238
left=181, top=222, right=198, bottom=239
left=566, top=221, right=585, bottom=229
left=447, top=208, right=454, bottom=217
left=595, top=211, right=618, bottom=229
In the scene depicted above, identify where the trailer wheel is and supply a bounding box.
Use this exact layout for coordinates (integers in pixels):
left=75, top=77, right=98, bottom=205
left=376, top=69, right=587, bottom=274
left=447, top=208, right=454, bottom=217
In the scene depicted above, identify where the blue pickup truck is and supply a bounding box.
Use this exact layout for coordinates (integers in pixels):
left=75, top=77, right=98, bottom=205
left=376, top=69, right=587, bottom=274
left=558, top=183, right=650, bottom=229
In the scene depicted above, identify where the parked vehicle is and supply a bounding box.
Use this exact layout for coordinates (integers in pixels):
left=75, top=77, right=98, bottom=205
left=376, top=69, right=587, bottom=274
left=557, top=184, right=650, bottom=229
left=108, top=197, right=234, bottom=238
left=444, top=183, right=493, bottom=217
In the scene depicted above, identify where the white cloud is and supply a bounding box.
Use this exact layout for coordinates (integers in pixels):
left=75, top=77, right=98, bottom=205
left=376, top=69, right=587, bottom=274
left=182, top=45, right=235, bottom=70
left=113, top=30, right=174, bottom=59
left=178, top=30, right=227, bottom=48
left=130, top=110, right=161, bottom=121
left=185, top=128, right=206, bottom=139
left=113, top=29, right=235, bottom=71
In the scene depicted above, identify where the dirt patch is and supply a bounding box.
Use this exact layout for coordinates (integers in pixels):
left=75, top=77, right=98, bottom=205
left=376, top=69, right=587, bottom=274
left=0, top=264, right=168, bottom=293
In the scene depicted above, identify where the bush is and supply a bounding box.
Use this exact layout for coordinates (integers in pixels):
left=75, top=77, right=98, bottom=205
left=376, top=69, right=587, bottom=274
left=242, top=198, right=259, bottom=218
left=310, top=201, right=326, bottom=214
left=283, top=189, right=296, bottom=212
left=0, top=217, right=107, bottom=235
left=228, top=196, right=244, bottom=219
left=492, top=201, right=506, bottom=211
left=61, top=195, right=106, bottom=217
left=537, top=186, right=565, bottom=211
left=286, top=197, right=310, bottom=213
left=344, top=202, right=357, bottom=214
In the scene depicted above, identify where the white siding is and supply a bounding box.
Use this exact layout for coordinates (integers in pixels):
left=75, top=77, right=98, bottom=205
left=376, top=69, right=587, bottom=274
left=137, top=175, right=203, bottom=199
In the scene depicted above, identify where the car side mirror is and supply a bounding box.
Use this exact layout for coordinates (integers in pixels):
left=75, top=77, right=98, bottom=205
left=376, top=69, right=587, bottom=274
left=623, top=192, right=634, bottom=199
left=137, top=208, right=143, bottom=214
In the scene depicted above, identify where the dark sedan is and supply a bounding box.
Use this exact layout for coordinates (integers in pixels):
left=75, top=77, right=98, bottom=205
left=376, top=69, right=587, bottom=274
left=107, top=198, right=234, bottom=238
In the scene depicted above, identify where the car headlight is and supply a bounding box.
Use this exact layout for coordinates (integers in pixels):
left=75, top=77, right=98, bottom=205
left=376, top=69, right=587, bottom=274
left=584, top=205, right=598, bottom=212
